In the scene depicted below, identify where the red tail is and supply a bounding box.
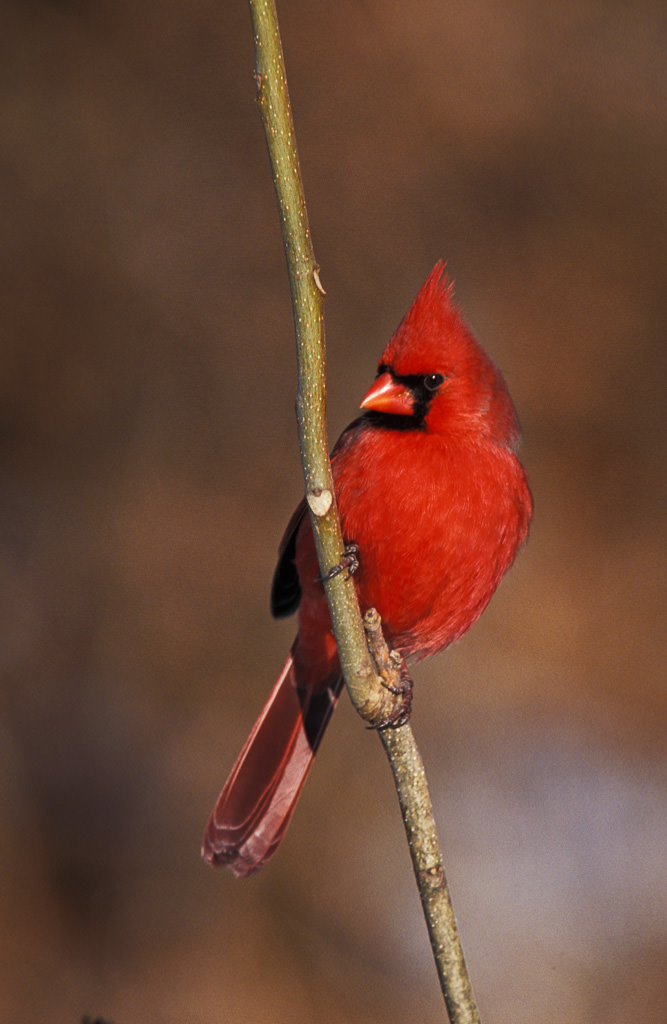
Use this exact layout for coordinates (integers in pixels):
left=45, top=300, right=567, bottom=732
left=201, top=645, right=342, bottom=877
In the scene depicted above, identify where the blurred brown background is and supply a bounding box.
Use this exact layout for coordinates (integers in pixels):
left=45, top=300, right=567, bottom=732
left=1, top=1, right=665, bottom=1022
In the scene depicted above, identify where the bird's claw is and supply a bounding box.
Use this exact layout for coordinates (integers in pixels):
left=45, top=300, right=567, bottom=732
left=361, top=609, right=414, bottom=729
left=318, top=543, right=360, bottom=583
left=369, top=662, right=413, bottom=729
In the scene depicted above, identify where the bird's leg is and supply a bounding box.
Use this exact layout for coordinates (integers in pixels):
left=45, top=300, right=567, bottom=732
left=318, top=542, right=360, bottom=583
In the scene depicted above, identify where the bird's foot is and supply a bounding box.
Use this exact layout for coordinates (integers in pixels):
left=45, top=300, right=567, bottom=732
left=362, top=608, right=414, bottom=729
left=318, top=543, right=360, bottom=583
left=375, top=658, right=413, bottom=728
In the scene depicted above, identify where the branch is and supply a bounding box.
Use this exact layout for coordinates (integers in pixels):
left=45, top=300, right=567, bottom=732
left=246, top=2, right=480, bottom=1020
left=247, top=0, right=394, bottom=725
left=365, top=613, right=481, bottom=1024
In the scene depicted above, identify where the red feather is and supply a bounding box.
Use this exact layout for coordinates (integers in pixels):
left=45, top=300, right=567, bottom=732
left=203, top=264, right=533, bottom=875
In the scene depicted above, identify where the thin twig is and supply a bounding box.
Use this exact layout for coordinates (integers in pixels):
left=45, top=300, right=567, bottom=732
left=380, top=725, right=479, bottom=1023
left=245, top=2, right=481, bottom=1020
left=366, top=613, right=480, bottom=1024
left=246, top=0, right=393, bottom=726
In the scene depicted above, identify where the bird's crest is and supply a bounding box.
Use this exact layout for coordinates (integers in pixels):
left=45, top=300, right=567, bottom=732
left=379, top=262, right=466, bottom=376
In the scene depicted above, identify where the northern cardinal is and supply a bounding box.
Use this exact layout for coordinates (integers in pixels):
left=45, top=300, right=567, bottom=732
left=202, top=263, right=532, bottom=876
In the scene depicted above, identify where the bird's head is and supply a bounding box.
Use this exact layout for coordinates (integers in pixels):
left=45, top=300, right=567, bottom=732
left=360, top=263, right=523, bottom=451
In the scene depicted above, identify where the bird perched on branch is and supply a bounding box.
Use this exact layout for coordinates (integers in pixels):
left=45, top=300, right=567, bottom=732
left=203, top=263, right=533, bottom=877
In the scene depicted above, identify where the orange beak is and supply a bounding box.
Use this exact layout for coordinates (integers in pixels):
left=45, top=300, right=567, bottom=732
left=360, top=371, right=414, bottom=416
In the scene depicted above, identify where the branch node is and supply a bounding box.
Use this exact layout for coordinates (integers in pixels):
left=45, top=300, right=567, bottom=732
left=306, top=486, right=333, bottom=517
left=313, top=265, right=326, bottom=295
left=422, top=863, right=447, bottom=890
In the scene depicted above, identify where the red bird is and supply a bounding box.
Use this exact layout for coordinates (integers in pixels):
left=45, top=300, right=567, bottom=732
left=202, top=263, right=533, bottom=876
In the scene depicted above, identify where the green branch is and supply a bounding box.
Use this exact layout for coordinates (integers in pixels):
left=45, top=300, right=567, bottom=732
left=246, top=2, right=481, bottom=1021
left=248, top=0, right=385, bottom=721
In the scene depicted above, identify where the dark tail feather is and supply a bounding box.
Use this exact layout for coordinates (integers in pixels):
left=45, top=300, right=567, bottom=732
left=202, top=648, right=342, bottom=877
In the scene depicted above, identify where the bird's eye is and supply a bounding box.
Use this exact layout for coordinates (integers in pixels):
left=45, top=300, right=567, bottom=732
left=424, top=373, right=445, bottom=392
